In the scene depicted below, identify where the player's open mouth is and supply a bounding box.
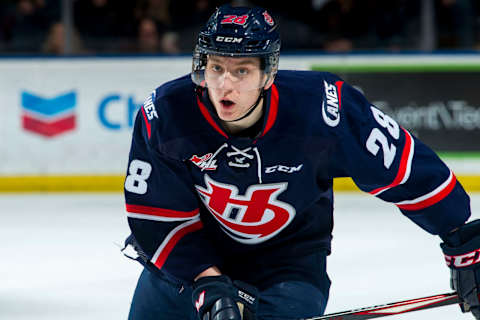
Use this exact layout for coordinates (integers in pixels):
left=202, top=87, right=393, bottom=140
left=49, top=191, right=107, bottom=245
left=220, top=99, right=235, bottom=108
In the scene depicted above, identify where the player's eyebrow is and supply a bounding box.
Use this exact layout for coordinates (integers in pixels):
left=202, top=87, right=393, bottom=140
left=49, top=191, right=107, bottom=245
left=208, top=56, right=258, bottom=66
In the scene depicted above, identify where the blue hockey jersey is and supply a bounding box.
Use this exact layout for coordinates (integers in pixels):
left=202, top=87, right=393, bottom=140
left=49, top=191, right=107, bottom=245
left=124, top=70, right=471, bottom=284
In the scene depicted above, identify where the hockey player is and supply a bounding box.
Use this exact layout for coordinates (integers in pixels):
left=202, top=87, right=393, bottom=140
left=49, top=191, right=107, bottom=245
left=123, top=4, right=480, bottom=320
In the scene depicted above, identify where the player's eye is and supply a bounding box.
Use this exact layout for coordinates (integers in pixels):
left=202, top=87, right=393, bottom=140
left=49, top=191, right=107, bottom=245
left=211, top=64, right=223, bottom=73
left=236, top=68, right=249, bottom=76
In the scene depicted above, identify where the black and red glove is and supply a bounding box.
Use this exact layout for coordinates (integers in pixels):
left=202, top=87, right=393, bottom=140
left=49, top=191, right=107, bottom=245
left=441, top=219, right=480, bottom=319
left=192, top=275, right=259, bottom=320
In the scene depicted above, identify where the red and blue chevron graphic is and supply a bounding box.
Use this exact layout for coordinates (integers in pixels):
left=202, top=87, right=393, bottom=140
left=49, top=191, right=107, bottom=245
left=21, top=91, right=76, bottom=137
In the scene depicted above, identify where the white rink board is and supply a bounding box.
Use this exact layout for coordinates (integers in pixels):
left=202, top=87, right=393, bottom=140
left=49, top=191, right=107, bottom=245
left=0, top=192, right=478, bottom=319
left=0, top=55, right=479, bottom=176
left=0, top=57, right=190, bottom=175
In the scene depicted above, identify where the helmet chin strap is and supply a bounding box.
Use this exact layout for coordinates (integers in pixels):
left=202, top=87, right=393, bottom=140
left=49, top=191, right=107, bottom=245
left=223, top=88, right=265, bottom=123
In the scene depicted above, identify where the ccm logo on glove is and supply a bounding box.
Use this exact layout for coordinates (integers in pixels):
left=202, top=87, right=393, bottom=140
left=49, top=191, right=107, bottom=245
left=444, top=249, right=480, bottom=268
left=238, top=290, right=256, bottom=304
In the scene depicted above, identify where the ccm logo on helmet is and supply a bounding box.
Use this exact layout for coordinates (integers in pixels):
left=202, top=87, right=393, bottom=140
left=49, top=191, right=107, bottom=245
left=216, top=36, right=243, bottom=43
left=444, top=249, right=480, bottom=268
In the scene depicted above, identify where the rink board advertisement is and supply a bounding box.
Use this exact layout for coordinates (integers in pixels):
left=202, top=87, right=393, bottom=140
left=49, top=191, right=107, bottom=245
left=311, top=65, right=480, bottom=152
left=0, top=56, right=479, bottom=191
left=0, top=57, right=191, bottom=178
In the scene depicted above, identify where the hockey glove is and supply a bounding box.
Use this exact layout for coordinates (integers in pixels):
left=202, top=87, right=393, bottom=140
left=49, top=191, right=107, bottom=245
left=441, top=219, right=480, bottom=319
left=192, top=275, right=259, bottom=320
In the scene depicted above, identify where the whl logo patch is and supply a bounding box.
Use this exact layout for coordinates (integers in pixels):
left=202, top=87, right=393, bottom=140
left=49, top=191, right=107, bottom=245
left=21, top=91, right=76, bottom=137
left=190, top=153, right=217, bottom=171
left=195, top=291, right=205, bottom=311
left=195, top=175, right=296, bottom=244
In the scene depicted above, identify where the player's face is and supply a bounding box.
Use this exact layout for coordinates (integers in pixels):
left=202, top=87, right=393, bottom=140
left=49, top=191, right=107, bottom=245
left=206, top=56, right=267, bottom=121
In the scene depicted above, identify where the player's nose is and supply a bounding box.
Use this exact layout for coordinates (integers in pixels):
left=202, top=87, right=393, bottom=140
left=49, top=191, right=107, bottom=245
left=219, top=72, right=235, bottom=90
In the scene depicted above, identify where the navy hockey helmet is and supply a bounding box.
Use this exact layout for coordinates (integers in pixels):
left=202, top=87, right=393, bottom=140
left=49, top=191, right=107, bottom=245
left=192, top=5, right=281, bottom=90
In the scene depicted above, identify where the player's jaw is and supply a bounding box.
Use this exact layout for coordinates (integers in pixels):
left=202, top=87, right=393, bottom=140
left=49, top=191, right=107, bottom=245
left=210, top=88, right=256, bottom=122
left=216, top=95, right=238, bottom=120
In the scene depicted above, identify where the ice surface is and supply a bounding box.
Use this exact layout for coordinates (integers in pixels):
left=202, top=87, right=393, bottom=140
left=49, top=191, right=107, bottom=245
left=0, top=192, right=478, bottom=319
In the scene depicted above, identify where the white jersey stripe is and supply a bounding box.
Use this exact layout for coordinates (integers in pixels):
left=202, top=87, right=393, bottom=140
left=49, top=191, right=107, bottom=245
left=399, top=129, right=414, bottom=185
left=395, top=170, right=454, bottom=206
left=151, top=217, right=202, bottom=265
left=126, top=212, right=199, bottom=222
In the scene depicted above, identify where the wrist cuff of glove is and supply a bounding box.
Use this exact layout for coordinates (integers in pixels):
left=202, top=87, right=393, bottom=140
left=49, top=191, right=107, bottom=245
left=192, top=275, right=236, bottom=315
left=194, top=275, right=233, bottom=287
left=441, top=235, right=480, bottom=269
left=192, top=275, right=259, bottom=320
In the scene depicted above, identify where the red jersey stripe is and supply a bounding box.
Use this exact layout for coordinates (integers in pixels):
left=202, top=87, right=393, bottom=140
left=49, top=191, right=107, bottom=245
left=396, top=171, right=457, bottom=211
left=126, top=204, right=199, bottom=221
left=261, top=84, right=279, bottom=137
left=196, top=96, right=229, bottom=139
left=152, top=218, right=203, bottom=270
left=335, top=81, right=344, bottom=110
left=370, top=128, right=414, bottom=196
left=140, top=107, right=151, bottom=139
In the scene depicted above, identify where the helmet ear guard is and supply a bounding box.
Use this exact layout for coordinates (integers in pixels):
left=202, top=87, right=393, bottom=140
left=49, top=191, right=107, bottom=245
left=192, top=4, right=280, bottom=91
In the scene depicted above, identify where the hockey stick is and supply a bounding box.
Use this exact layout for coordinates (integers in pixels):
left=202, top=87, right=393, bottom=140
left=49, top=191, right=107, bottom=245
left=303, top=292, right=460, bottom=320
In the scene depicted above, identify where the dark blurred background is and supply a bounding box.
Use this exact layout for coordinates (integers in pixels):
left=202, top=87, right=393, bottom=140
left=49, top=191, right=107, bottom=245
left=1, top=0, right=479, bottom=55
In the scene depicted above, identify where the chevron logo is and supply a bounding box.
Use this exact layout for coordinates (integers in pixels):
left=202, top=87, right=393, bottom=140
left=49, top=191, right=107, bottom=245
left=21, top=91, right=76, bottom=137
